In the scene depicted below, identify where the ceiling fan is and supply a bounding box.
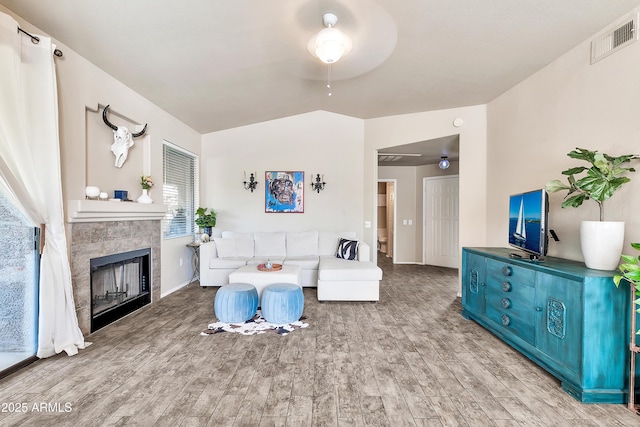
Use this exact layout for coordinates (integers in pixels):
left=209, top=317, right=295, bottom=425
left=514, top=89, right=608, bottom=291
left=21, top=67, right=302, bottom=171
left=290, top=1, right=398, bottom=83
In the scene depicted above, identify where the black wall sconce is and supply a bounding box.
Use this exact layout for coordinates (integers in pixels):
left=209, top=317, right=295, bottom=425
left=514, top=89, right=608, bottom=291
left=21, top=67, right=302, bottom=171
left=243, top=172, right=258, bottom=192
left=311, top=174, right=326, bottom=193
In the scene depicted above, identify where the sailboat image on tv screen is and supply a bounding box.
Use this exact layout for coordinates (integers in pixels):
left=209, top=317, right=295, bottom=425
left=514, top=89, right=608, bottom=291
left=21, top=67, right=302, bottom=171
left=513, top=197, right=526, bottom=243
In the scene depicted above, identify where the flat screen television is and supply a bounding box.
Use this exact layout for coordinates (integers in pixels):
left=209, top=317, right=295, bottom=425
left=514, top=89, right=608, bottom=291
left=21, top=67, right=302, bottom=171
left=508, top=188, right=549, bottom=260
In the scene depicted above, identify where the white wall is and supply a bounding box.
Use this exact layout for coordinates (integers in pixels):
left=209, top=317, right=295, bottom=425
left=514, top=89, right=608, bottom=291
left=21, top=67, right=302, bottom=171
left=487, top=8, right=640, bottom=262
left=364, top=106, right=488, bottom=265
left=2, top=7, right=202, bottom=296
left=201, top=111, right=365, bottom=235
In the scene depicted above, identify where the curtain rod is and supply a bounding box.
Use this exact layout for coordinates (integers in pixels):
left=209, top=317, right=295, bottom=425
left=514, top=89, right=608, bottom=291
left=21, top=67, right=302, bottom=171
left=18, top=27, right=63, bottom=57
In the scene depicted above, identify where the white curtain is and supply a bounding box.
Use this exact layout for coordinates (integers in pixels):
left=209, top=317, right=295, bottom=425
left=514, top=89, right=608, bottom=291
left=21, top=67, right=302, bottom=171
left=0, top=13, right=85, bottom=357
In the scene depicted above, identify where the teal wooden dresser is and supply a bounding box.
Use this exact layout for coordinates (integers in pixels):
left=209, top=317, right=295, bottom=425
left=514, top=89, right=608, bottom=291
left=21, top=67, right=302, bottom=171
left=461, top=247, right=631, bottom=403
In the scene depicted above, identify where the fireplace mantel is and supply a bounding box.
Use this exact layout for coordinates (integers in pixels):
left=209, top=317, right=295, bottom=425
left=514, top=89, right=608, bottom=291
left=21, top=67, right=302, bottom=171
left=67, top=199, right=167, bottom=222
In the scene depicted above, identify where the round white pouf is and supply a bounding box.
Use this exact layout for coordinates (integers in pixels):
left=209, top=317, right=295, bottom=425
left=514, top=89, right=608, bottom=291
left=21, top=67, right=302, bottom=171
left=214, top=283, right=258, bottom=323
left=261, top=283, right=304, bottom=324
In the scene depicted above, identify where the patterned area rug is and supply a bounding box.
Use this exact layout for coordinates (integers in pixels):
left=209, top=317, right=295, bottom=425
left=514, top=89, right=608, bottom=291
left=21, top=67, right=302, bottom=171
left=201, top=310, right=309, bottom=336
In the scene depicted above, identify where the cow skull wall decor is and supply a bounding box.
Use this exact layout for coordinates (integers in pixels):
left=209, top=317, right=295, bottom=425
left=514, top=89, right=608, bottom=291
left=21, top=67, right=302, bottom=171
left=102, top=105, right=148, bottom=168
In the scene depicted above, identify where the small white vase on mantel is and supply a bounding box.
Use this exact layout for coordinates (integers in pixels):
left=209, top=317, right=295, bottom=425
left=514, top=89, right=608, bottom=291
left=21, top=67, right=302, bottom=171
left=137, top=189, right=153, bottom=204
left=580, top=221, right=624, bottom=270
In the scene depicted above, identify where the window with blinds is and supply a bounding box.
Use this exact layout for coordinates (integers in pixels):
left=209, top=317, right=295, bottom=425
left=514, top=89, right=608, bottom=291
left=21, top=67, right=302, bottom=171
left=162, top=142, right=198, bottom=239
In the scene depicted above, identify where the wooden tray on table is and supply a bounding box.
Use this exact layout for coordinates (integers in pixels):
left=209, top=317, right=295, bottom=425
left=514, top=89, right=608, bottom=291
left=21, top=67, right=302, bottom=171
left=257, top=263, right=282, bottom=272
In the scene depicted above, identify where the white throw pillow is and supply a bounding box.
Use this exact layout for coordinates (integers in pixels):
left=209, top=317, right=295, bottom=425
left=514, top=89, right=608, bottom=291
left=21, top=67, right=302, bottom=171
left=254, top=232, right=286, bottom=257
left=286, top=231, right=319, bottom=256
left=213, top=237, right=237, bottom=258
left=234, top=238, right=255, bottom=258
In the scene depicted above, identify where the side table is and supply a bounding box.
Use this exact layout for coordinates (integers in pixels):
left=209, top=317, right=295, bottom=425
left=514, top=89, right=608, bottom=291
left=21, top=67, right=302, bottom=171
left=186, top=241, right=201, bottom=285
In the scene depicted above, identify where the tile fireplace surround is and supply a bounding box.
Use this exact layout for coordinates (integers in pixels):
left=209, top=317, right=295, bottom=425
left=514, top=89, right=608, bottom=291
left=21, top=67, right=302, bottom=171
left=68, top=200, right=165, bottom=335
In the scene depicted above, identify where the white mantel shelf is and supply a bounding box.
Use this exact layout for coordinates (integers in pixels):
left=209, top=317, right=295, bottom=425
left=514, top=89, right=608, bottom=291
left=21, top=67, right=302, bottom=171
left=67, top=199, right=168, bottom=223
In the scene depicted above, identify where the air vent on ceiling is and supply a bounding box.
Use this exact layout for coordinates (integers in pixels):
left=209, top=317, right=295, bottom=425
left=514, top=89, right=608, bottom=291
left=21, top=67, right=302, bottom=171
left=378, top=153, right=422, bottom=163
left=591, top=13, right=638, bottom=64
left=378, top=155, right=402, bottom=162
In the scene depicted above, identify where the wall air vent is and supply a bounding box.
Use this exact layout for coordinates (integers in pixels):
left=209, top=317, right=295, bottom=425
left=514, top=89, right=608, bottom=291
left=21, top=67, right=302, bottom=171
left=591, top=13, right=638, bottom=64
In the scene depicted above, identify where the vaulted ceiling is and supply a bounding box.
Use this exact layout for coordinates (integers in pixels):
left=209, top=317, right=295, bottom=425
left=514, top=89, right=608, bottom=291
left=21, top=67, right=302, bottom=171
left=2, top=0, right=639, bottom=135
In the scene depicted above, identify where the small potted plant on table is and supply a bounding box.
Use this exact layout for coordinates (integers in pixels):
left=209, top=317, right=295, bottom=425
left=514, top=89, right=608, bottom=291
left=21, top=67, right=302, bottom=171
left=195, top=207, right=217, bottom=237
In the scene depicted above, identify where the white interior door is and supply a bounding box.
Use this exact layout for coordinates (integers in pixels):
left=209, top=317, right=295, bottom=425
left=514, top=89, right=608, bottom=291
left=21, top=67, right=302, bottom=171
left=423, top=176, right=459, bottom=268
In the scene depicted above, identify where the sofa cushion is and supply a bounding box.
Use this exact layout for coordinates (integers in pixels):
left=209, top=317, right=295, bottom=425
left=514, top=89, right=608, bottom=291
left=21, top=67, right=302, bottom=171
left=319, top=231, right=357, bottom=256
left=235, top=238, right=255, bottom=258
left=284, top=255, right=320, bottom=270
left=336, top=238, right=359, bottom=260
left=222, top=231, right=253, bottom=239
left=319, top=256, right=382, bottom=281
left=213, top=237, right=254, bottom=258
left=254, top=232, right=286, bottom=257
left=286, top=231, right=319, bottom=257
left=246, top=257, right=285, bottom=266
left=209, top=257, right=250, bottom=269
left=213, top=237, right=237, bottom=258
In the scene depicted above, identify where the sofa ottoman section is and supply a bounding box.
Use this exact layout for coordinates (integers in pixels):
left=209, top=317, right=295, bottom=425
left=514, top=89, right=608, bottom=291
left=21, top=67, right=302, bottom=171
left=317, top=257, right=382, bottom=302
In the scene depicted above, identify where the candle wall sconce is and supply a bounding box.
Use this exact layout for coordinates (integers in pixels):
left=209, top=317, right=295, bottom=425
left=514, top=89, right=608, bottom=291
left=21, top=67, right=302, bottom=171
left=311, top=174, right=326, bottom=193
left=243, top=172, right=258, bottom=192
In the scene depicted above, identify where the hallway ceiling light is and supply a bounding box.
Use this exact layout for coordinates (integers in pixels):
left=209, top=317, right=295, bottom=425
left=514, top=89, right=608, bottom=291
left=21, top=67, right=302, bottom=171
left=439, top=156, right=450, bottom=169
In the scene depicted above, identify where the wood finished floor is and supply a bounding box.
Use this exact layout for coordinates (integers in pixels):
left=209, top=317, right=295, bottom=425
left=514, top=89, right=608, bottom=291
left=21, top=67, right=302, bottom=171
left=1, top=255, right=639, bottom=426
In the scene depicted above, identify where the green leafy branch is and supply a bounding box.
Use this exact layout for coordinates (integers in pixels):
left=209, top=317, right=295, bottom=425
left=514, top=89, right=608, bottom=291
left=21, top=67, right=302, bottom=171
left=545, top=148, right=638, bottom=221
left=613, top=242, right=640, bottom=334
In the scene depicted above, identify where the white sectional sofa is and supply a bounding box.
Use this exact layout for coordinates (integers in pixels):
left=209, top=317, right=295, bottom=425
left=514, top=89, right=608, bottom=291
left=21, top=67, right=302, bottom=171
left=198, top=230, right=382, bottom=301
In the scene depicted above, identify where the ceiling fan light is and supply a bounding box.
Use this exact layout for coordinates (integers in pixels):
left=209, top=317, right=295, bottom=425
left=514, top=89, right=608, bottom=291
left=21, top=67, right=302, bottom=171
left=314, top=27, right=351, bottom=64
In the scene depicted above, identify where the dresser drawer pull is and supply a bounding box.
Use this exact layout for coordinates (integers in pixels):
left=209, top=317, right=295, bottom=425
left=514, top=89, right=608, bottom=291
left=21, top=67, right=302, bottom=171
left=501, top=266, right=512, bottom=276
left=501, top=315, right=510, bottom=326
left=502, top=282, right=511, bottom=292
left=536, top=307, right=542, bottom=312
left=501, top=298, right=511, bottom=309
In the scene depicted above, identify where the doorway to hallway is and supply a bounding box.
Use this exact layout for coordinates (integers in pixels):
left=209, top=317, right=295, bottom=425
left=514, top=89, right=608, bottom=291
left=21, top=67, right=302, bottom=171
left=377, top=180, right=396, bottom=262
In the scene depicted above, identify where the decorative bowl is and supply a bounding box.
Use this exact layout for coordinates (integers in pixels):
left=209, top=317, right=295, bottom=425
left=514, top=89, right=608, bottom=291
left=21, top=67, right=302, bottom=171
left=85, top=186, right=100, bottom=198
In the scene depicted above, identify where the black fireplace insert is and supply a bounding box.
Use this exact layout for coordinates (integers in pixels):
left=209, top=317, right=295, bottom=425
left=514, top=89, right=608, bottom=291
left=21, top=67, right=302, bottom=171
left=90, top=248, right=151, bottom=332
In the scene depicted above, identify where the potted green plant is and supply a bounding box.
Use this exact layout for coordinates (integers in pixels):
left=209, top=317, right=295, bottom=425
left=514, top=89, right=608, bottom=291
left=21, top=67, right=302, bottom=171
left=195, top=207, right=217, bottom=236
left=613, top=243, right=640, bottom=333
left=546, top=147, right=639, bottom=270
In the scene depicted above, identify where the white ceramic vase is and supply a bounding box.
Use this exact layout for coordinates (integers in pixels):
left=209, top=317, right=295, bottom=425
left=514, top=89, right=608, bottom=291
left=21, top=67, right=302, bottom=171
left=580, top=221, right=624, bottom=270
left=137, top=189, right=153, bottom=204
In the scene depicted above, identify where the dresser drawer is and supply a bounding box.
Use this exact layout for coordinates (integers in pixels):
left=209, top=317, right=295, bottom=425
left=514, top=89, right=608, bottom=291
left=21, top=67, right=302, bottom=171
left=486, top=259, right=536, bottom=285
left=486, top=299, right=535, bottom=344
left=486, top=275, right=534, bottom=302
